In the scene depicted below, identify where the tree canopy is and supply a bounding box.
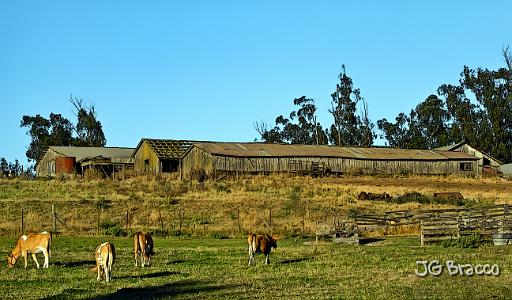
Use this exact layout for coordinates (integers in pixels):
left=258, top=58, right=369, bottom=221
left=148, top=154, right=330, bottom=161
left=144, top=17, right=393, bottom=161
left=20, top=96, right=107, bottom=162
left=378, top=48, right=512, bottom=163
left=256, top=66, right=375, bottom=147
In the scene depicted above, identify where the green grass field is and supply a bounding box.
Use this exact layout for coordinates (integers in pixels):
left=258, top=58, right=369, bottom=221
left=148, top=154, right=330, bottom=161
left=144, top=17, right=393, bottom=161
left=1, top=236, right=512, bottom=299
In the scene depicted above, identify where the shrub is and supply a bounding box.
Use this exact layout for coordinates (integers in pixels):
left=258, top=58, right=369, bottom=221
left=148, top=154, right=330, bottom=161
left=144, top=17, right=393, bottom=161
left=150, top=228, right=170, bottom=238
left=441, top=233, right=486, bottom=248
left=209, top=231, right=229, bottom=239
left=99, top=221, right=127, bottom=237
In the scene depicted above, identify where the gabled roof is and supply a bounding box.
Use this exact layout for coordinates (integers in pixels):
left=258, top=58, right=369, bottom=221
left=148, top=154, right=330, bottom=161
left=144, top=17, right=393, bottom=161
left=45, top=146, right=134, bottom=162
left=190, top=142, right=479, bottom=161
left=133, top=139, right=195, bottom=159
left=433, top=141, right=466, bottom=151
left=434, top=141, right=502, bottom=165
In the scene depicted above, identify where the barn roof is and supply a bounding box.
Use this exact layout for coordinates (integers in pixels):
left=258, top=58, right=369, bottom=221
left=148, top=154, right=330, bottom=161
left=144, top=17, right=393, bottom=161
left=133, top=139, right=195, bottom=159
left=45, top=146, right=134, bottom=162
left=191, top=142, right=480, bottom=161
left=434, top=141, right=502, bottom=164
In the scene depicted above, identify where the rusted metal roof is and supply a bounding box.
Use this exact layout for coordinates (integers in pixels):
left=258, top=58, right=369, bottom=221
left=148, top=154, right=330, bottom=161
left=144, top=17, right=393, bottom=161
left=48, top=146, right=134, bottom=162
left=191, top=142, right=480, bottom=161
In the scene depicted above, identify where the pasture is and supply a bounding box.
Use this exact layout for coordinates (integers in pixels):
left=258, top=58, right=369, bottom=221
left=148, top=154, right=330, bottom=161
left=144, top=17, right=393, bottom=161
left=1, top=236, right=512, bottom=299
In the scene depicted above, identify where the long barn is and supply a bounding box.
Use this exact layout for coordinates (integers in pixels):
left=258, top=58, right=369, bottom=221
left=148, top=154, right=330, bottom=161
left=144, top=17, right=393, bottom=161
left=179, top=142, right=480, bottom=179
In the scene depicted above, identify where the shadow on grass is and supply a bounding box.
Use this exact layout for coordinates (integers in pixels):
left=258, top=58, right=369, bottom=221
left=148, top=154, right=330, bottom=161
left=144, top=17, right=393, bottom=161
left=359, top=238, right=385, bottom=245
left=116, top=271, right=180, bottom=279
left=53, top=260, right=96, bottom=267
left=88, top=280, right=240, bottom=299
left=280, top=257, right=312, bottom=264
left=167, top=259, right=187, bottom=264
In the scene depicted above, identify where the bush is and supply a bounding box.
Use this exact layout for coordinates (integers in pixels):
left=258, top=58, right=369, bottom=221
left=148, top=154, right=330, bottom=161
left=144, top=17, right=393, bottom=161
left=441, top=233, right=486, bottom=248
left=99, top=221, right=126, bottom=237
left=150, top=228, right=170, bottom=238
left=209, top=231, right=229, bottom=239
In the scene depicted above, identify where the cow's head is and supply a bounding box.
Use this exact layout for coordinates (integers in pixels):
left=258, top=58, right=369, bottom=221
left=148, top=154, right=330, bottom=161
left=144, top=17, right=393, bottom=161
left=6, top=254, right=17, bottom=268
left=270, top=235, right=278, bottom=249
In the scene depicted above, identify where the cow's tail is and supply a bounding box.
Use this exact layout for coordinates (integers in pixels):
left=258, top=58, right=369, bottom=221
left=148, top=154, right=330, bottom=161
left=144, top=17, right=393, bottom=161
left=47, top=231, right=52, bottom=258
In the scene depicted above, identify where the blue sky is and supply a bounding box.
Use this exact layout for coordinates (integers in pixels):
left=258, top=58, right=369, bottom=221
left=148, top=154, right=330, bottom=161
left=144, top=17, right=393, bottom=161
left=1, top=1, right=510, bottom=166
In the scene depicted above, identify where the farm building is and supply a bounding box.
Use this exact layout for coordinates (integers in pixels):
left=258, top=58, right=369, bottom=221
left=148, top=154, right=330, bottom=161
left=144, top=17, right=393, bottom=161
left=132, top=139, right=194, bottom=175
left=36, top=146, right=135, bottom=178
left=178, top=142, right=480, bottom=179
left=434, top=141, right=502, bottom=176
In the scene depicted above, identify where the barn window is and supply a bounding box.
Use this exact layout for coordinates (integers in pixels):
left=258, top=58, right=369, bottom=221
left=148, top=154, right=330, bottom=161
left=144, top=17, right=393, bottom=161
left=459, top=162, right=473, bottom=171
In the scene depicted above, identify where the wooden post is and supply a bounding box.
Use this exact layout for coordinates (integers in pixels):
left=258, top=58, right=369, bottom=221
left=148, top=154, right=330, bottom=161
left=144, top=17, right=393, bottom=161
left=302, top=214, right=305, bottom=237
left=52, top=204, right=57, bottom=233
left=237, top=207, right=242, bottom=236
left=159, top=210, right=164, bottom=231
left=269, top=208, right=272, bottom=230
left=21, top=208, right=24, bottom=233
left=179, top=207, right=183, bottom=232
left=97, top=210, right=100, bottom=235
left=147, top=211, right=150, bottom=232
left=125, top=210, right=129, bottom=233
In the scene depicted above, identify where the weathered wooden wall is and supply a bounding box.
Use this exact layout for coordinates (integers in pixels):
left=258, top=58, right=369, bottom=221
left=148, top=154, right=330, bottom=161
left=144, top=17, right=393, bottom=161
left=36, top=149, right=61, bottom=177
left=181, top=147, right=214, bottom=178
left=179, top=147, right=479, bottom=178
left=133, top=141, right=161, bottom=174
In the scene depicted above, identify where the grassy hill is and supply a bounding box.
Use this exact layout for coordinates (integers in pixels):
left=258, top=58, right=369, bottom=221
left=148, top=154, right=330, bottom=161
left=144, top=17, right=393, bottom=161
left=0, top=175, right=510, bottom=237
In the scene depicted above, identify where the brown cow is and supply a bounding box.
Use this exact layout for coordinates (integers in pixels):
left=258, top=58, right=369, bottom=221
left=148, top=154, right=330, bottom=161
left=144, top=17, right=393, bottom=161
left=95, top=242, right=115, bottom=282
left=134, top=232, right=154, bottom=267
left=433, top=192, right=464, bottom=200
left=7, top=231, right=52, bottom=269
left=247, top=234, right=278, bottom=266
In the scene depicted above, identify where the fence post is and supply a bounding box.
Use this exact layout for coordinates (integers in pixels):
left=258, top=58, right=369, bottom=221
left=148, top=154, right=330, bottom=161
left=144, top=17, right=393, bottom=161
left=52, top=204, right=57, bottom=233
left=21, top=208, right=24, bottom=233
left=179, top=207, right=183, bottom=232
left=125, top=210, right=130, bottom=233
left=269, top=208, right=272, bottom=230
left=237, top=207, right=242, bottom=236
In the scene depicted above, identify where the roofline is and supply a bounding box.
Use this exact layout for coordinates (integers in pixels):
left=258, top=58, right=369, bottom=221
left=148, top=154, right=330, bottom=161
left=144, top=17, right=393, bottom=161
left=189, top=143, right=480, bottom=161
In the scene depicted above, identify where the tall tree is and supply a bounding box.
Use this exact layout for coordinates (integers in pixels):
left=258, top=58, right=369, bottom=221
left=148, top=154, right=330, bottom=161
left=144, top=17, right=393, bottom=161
left=378, top=48, right=512, bottom=162
left=20, top=114, right=52, bottom=162
left=328, top=65, right=374, bottom=146
left=70, top=96, right=107, bottom=147
left=256, top=97, right=327, bottom=145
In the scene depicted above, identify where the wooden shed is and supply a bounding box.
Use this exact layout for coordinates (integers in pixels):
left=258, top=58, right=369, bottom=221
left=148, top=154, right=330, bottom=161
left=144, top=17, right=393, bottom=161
left=180, top=142, right=481, bottom=179
left=434, top=141, right=502, bottom=176
left=36, top=146, right=134, bottom=178
left=132, top=139, right=194, bottom=175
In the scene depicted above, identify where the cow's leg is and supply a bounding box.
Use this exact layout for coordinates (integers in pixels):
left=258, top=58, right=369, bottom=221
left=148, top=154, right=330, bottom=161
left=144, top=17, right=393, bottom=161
left=31, top=253, right=40, bottom=268
left=105, top=265, right=110, bottom=282
left=23, top=251, right=28, bottom=269
left=43, top=249, right=49, bottom=268
left=134, top=250, right=138, bottom=267
left=265, top=254, right=270, bottom=265
left=141, top=251, right=145, bottom=267
left=248, top=248, right=253, bottom=266
left=97, top=264, right=101, bottom=281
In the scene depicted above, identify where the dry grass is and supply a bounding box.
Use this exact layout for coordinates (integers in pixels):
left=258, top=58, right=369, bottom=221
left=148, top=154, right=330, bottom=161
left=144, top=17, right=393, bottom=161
left=0, top=174, right=510, bottom=237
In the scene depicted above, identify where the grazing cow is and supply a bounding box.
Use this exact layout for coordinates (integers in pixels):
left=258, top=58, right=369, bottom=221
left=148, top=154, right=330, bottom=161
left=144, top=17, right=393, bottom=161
left=134, top=232, right=154, bottom=267
left=7, top=231, right=52, bottom=269
left=433, top=192, right=464, bottom=200
left=94, top=242, right=115, bottom=282
left=247, top=234, right=278, bottom=266
left=358, top=192, right=391, bottom=201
